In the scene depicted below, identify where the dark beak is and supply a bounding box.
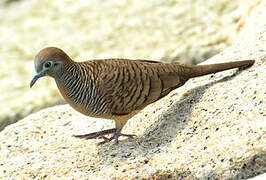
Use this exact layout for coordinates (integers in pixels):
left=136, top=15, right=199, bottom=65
left=30, top=71, right=45, bottom=88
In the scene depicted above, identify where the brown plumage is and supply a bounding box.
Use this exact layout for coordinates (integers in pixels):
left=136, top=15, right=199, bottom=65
left=30, top=47, right=255, bottom=144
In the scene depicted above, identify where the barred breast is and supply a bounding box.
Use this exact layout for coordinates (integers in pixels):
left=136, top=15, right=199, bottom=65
left=55, top=62, right=112, bottom=119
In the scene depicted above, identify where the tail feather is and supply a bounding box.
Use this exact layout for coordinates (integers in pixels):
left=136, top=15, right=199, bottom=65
left=185, top=60, right=255, bottom=78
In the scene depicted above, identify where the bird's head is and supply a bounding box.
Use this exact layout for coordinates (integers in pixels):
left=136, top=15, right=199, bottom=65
left=30, top=47, right=73, bottom=88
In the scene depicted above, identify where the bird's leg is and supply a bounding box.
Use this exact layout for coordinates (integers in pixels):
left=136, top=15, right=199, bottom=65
left=74, top=128, right=135, bottom=145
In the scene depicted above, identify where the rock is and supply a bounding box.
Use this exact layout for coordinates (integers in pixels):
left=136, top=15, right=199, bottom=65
left=0, top=0, right=251, bottom=130
left=249, top=173, right=266, bottom=180
left=0, top=0, right=265, bottom=179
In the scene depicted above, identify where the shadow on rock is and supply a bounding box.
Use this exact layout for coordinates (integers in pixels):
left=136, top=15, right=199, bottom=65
left=96, top=69, right=245, bottom=166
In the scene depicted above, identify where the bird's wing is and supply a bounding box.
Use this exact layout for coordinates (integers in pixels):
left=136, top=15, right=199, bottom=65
left=96, top=59, right=187, bottom=115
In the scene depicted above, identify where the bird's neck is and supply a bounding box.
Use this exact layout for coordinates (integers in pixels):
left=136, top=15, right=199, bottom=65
left=56, top=62, right=85, bottom=88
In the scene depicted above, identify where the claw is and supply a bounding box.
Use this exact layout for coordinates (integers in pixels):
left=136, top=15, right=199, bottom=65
left=97, top=136, right=111, bottom=145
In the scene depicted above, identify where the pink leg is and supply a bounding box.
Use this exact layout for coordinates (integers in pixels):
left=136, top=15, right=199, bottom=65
left=74, top=128, right=135, bottom=145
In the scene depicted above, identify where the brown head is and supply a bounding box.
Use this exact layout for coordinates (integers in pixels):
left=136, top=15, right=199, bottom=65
left=30, top=47, right=73, bottom=87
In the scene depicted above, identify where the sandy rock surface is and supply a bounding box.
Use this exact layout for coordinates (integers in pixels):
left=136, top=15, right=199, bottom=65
left=249, top=173, right=266, bottom=180
left=0, top=0, right=251, bottom=130
left=0, top=0, right=265, bottom=179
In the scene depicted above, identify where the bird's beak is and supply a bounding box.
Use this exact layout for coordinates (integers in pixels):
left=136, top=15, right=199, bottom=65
left=30, top=71, right=45, bottom=88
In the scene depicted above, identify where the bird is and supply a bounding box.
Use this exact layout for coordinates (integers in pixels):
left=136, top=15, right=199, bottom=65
left=30, top=47, right=255, bottom=144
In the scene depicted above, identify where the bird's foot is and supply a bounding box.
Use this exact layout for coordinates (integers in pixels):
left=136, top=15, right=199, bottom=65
left=73, top=128, right=135, bottom=145
left=103, top=129, right=135, bottom=145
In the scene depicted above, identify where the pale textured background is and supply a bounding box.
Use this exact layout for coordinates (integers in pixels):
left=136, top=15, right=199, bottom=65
left=0, top=0, right=265, bottom=179
left=0, top=0, right=251, bottom=130
left=0, top=2, right=265, bottom=177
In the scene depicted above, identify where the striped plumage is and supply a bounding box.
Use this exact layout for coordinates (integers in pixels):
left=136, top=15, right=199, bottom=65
left=58, top=60, right=188, bottom=117
left=30, top=47, right=255, bottom=144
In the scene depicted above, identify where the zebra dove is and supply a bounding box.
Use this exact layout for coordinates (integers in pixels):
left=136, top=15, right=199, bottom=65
left=30, top=47, right=255, bottom=144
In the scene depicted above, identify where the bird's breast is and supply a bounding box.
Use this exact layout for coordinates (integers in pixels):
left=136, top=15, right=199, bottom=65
left=55, top=78, right=112, bottom=119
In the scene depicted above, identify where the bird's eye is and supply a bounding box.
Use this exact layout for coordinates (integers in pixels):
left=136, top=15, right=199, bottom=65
left=44, top=61, right=52, bottom=68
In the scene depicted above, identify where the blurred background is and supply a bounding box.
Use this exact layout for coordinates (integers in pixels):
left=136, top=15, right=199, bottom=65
left=0, top=0, right=251, bottom=130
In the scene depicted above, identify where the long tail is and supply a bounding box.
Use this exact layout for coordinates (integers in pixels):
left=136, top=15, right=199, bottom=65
left=184, top=60, right=255, bottom=78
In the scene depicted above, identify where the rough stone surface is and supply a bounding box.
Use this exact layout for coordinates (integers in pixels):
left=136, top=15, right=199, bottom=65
left=0, top=0, right=265, bottom=179
left=0, top=0, right=251, bottom=130
left=249, top=173, right=266, bottom=180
